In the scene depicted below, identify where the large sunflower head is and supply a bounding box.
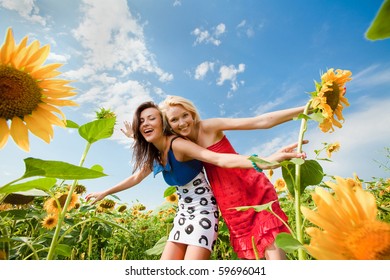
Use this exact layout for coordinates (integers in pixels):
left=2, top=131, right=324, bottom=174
left=0, top=27, right=78, bottom=152
left=301, top=176, right=390, bottom=259
left=310, top=68, right=352, bottom=133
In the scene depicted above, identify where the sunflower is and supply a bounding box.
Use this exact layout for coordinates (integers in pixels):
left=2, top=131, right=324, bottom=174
left=117, top=204, right=127, bottom=213
left=311, top=68, right=352, bottom=133
left=44, top=192, right=79, bottom=214
left=345, top=173, right=362, bottom=190
left=165, top=193, right=178, bottom=204
left=326, top=142, right=340, bottom=158
left=274, top=178, right=287, bottom=192
left=301, top=176, right=390, bottom=259
left=97, top=199, right=115, bottom=212
left=132, top=203, right=146, bottom=211
left=0, top=27, right=77, bottom=152
left=42, top=213, right=58, bottom=230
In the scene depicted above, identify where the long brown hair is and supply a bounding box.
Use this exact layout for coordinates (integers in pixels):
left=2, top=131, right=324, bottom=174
left=131, top=101, right=172, bottom=173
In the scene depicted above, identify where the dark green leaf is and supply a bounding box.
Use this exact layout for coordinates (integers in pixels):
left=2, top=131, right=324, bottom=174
left=55, top=244, right=72, bottom=257
left=282, top=162, right=296, bottom=195
left=78, top=118, right=116, bottom=144
left=0, top=209, right=29, bottom=220
left=282, top=160, right=324, bottom=196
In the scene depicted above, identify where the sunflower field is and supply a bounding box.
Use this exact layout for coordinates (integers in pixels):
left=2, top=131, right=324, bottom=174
left=1, top=19, right=390, bottom=260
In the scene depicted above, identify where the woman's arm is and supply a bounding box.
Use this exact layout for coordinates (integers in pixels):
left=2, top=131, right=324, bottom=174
left=201, top=106, right=305, bottom=132
left=85, top=167, right=151, bottom=204
left=172, top=137, right=306, bottom=170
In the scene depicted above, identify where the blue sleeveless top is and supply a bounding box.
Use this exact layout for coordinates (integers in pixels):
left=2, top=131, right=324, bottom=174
left=153, top=137, right=203, bottom=186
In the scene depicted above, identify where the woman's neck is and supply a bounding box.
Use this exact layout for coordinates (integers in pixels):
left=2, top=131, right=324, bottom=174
left=152, top=135, right=170, bottom=165
left=187, top=122, right=200, bottom=143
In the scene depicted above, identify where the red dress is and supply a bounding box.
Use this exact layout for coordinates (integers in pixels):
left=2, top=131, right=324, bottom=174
left=203, top=135, right=290, bottom=259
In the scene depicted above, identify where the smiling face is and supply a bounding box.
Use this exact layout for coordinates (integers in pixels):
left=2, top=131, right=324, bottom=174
left=139, top=107, right=164, bottom=143
left=165, top=105, right=196, bottom=138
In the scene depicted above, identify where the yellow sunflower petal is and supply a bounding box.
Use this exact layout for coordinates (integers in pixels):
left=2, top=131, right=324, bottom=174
left=11, top=37, right=29, bottom=68
left=37, top=103, right=66, bottom=120
left=41, top=98, right=78, bottom=107
left=35, top=106, right=66, bottom=128
left=0, top=119, right=10, bottom=149
left=0, top=27, right=15, bottom=64
left=24, top=115, right=51, bottom=143
left=19, top=40, right=40, bottom=68
left=30, top=63, right=63, bottom=79
left=43, top=89, right=77, bottom=98
left=10, top=117, right=29, bottom=152
left=24, top=44, right=50, bottom=72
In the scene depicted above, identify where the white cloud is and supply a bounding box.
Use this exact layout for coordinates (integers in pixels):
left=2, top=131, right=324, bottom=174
left=194, top=61, right=215, bottom=80
left=72, top=0, right=172, bottom=80
left=47, top=52, right=69, bottom=63
left=192, top=23, right=226, bottom=46
left=215, top=23, right=226, bottom=36
left=236, top=19, right=257, bottom=38
left=216, top=63, right=245, bottom=96
left=173, top=0, right=182, bottom=7
left=350, top=64, right=390, bottom=91
left=0, top=0, right=46, bottom=25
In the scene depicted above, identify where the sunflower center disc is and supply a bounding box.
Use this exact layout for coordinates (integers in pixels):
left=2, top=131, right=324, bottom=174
left=324, top=82, right=340, bottom=111
left=0, top=65, right=42, bottom=120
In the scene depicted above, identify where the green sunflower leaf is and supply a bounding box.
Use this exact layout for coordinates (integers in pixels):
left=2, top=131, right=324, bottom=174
left=0, top=158, right=107, bottom=192
left=282, top=159, right=324, bottom=196
left=55, top=244, right=72, bottom=257
left=78, top=118, right=116, bottom=144
left=275, top=233, right=303, bottom=253
left=0, top=177, right=56, bottom=194
left=365, top=0, right=390, bottom=40
left=163, top=186, right=176, bottom=197
left=65, top=119, right=79, bottom=128
left=22, top=158, right=107, bottom=180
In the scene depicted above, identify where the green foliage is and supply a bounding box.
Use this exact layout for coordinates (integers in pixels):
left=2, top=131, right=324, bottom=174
left=281, top=159, right=324, bottom=196
left=275, top=233, right=303, bottom=254
left=79, top=118, right=116, bottom=144
left=365, top=0, right=390, bottom=40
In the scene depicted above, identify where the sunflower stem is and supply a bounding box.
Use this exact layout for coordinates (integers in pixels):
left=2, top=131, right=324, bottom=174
left=294, top=101, right=311, bottom=260
left=46, top=142, right=92, bottom=260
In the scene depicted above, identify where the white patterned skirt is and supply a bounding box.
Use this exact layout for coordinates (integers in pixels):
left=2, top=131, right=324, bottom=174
left=168, top=171, right=219, bottom=252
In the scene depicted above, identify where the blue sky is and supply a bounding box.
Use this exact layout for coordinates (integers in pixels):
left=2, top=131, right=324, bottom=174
left=1, top=0, right=390, bottom=210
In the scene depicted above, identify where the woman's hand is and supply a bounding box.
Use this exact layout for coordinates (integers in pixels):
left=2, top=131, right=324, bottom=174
left=85, top=191, right=107, bottom=205
left=120, top=121, right=133, bottom=138
left=264, top=140, right=308, bottom=168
